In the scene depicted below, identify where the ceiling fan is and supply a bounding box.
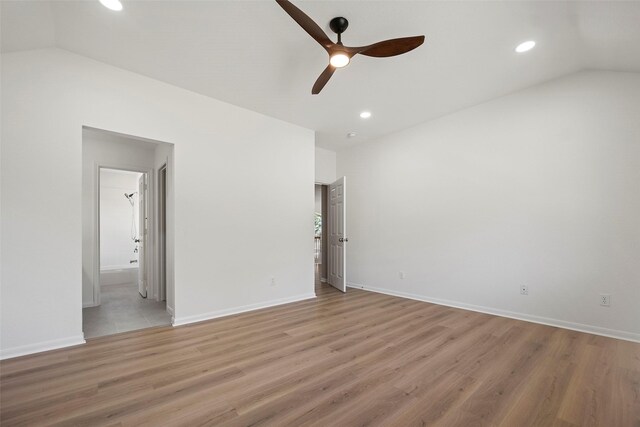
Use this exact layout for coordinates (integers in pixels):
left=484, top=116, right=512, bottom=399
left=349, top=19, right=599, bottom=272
left=275, top=0, right=425, bottom=94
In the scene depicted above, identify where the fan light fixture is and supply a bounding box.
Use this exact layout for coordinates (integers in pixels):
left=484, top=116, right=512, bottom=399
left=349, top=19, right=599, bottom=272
left=330, top=53, right=350, bottom=68
left=515, top=40, right=536, bottom=53
left=275, top=1, right=425, bottom=94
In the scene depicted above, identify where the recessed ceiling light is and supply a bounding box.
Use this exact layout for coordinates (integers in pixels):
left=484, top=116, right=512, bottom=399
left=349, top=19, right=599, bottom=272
left=359, top=111, right=371, bottom=119
left=99, top=0, right=123, bottom=11
left=347, top=132, right=357, bottom=138
left=515, top=41, right=536, bottom=53
left=330, top=53, right=350, bottom=68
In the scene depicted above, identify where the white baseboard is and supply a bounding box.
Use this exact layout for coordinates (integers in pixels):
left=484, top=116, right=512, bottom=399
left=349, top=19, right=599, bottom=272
left=347, top=282, right=640, bottom=343
left=172, top=293, right=317, bottom=327
left=0, top=335, right=86, bottom=360
left=82, top=302, right=97, bottom=308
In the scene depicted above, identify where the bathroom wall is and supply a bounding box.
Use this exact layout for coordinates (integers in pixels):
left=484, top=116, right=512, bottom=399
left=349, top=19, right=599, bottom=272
left=100, top=169, right=142, bottom=272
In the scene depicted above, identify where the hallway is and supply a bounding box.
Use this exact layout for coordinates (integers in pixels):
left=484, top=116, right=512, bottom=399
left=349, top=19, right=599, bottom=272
left=82, top=283, right=171, bottom=338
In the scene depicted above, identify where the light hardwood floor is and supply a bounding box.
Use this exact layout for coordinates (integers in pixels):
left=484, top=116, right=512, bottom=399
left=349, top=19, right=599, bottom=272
left=1, top=282, right=639, bottom=426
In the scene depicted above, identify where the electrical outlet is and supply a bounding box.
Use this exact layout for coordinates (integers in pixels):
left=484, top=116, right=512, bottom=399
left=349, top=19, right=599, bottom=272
left=270, top=277, right=276, bottom=287
left=600, top=294, right=611, bottom=307
left=520, top=284, right=529, bottom=295
left=399, top=271, right=406, bottom=280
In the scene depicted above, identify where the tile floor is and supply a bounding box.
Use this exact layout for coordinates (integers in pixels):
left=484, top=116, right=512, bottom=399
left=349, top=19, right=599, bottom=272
left=83, top=282, right=171, bottom=339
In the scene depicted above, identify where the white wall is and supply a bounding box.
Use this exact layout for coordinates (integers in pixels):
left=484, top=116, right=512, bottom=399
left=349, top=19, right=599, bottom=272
left=99, top=169, right=141, bottom=270
left=338, top=70, right=640, bottom=341
left=1, top=48, right=315, bottom=358
left=315, top=146, right=336, bottom=184
left=82, top=129, right=158, bottom=307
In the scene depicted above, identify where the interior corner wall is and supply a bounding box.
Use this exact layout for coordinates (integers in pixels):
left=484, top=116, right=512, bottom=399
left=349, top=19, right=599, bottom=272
left=315, top=146, right=336, bottom=184
left=0, top=48, right=315, bottom=358
left=337, top=70, right=640, bottom=341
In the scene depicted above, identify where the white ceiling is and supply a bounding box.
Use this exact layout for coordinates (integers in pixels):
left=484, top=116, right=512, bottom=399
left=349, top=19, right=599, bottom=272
left=3, top=1, right=640, bottom=150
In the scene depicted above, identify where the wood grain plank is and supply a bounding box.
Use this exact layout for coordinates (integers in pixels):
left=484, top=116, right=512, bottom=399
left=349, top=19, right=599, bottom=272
left=1, top=282, right=638, bottom=426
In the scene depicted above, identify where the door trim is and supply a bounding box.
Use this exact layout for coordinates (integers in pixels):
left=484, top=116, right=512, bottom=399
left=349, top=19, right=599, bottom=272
left=315, top=182, right=331, bottom=284
left=157, top=162, right=168, bottom=303
left=92, top=163, right=155, bottom=307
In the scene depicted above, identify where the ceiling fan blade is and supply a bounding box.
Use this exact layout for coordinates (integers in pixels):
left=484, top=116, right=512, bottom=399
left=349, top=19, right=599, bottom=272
left=275, top=0, right=333, bottom=51
left=312, top=65, right=336, bottom=94
left=350, top=36, right=425, bottom=58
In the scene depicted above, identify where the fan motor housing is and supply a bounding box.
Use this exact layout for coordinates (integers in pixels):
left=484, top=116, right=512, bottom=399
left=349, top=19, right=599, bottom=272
left=329, top=17, right=349, bottom=35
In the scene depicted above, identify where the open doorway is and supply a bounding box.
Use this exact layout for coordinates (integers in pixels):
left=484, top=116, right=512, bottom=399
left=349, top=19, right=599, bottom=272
left=82, top=128, right=174, bottom=339
left=315, top=184, right=328, bottom=290
left=83, top=167, right=169, bottom=338
left=315, top=177, right=347, bottom=294
left=100, top=168, right=145, bottom=295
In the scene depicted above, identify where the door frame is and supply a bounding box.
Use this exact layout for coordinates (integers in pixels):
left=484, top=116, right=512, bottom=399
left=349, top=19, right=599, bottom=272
left=92, top=163, right=155, bottom=307
left=314, top=183, right=329, bottom=283
left=156, top=162, right=168, bottom=303
left=315, top=179, right=346, bottom=291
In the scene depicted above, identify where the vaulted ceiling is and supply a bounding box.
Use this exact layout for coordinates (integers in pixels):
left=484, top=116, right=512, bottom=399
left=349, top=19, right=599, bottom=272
left=3, top=1, right=640, bottom=150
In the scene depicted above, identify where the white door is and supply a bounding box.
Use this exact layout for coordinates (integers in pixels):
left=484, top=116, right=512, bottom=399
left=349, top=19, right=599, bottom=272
left=138, top=174, right=147, bottom=298
left=328, top=176, right=347, bottom=292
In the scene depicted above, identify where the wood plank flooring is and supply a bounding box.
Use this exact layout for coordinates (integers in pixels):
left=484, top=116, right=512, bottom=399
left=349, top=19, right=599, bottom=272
left=1, top=283, right=639, bottom=426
